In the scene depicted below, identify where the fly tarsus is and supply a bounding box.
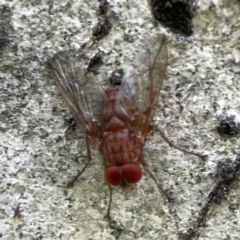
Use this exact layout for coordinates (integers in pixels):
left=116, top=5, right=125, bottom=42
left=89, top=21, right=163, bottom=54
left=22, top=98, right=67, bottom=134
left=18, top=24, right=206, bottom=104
left=155, top=127, right=207, bottom=160
left=104, top=184, right=113, bottom=221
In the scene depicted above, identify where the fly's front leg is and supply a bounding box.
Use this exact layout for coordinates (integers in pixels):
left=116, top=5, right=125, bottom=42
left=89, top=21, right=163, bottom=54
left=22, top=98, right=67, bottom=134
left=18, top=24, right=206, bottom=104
left=104, top=184, right=113, bottom=220
left=155, top=127, right=206, bottom=160
left=67, top=135, right=92, bottom=188
left=138, top=156, right=172, bottom=202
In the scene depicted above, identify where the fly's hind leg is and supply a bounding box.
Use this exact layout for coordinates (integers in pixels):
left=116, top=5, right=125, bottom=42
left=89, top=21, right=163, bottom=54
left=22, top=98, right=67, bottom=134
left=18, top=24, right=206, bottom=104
left=67, top=135, right=92, bottom=188
left=155, top=127, right=207, bottom=160
left=138, top=155, right=172, bottom=202
left=104, top=184, right=113, bottom=220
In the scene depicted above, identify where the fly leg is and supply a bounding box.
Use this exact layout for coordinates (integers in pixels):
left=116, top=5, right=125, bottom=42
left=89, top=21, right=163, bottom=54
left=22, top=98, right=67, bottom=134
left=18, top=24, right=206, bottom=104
left=104, top=184, right=113, bottom=220
left=138, top=155, right=172, bottom=202
left=155, top=127, right=206, bottom=160
left=67, top=135, right=92, bottom=188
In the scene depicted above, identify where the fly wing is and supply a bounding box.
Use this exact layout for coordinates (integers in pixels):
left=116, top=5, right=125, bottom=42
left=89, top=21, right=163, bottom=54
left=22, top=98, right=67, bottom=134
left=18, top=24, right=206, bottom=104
left=48, top=52, right=105, bottom=142
left=120, top=35, right=168, bottom=136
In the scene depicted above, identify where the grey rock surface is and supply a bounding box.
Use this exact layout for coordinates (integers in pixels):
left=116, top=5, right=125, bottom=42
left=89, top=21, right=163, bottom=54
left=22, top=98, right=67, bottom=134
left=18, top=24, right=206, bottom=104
left=0, top=0, right=240, bottom=239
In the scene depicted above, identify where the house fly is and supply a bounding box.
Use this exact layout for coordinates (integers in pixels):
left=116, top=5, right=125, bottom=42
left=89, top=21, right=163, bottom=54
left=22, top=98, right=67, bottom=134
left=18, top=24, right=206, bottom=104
left=48, top=34, right=205, bottom=219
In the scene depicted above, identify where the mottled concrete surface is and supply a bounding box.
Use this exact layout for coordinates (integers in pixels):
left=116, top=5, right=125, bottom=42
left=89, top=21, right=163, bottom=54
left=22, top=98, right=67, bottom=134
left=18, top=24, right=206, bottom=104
left=1, top=0, right=240, bottom=239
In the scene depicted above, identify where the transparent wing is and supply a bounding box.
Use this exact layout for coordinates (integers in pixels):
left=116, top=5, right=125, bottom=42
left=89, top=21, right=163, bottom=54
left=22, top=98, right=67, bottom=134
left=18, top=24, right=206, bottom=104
left=48, top=52, right=105, bottom=139
left=120, top=34, right=168, bottom=135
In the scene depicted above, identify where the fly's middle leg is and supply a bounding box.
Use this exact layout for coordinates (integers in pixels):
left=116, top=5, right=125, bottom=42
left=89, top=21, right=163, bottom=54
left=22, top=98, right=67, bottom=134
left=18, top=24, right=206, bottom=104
left=67, top=135, right=92, bottom=188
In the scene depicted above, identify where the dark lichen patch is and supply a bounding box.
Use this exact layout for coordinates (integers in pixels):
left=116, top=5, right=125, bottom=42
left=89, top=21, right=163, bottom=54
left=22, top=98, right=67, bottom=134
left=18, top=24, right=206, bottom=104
left=180, top=157, right=240, bottom=239
left=97, top=0, right=110, bottom=16
left=87, top=51, right=103, bottom=72
left=216, top=159, right=240, bottom=182
left=0, top=5, right=13, bottom=48
left=216, top=115, right=240, bottom=137
left=148, top=0, right=197, bottom=35
left=92, top=0, right=112, bottom=40
left=92, top=16, right=112, bottom=40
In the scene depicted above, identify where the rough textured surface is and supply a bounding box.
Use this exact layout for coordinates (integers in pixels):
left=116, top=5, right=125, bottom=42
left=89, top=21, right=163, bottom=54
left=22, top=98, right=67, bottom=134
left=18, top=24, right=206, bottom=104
left=0, top=0, right=240, bottom=239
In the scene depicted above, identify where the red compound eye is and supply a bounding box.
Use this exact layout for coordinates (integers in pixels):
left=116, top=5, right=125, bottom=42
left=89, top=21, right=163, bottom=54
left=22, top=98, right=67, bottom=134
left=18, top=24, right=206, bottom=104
left=105, top=166, right=121, bottom=186
left=122, top=164, right=142, bottom=184
left=105, top=164, right=142, bottom=186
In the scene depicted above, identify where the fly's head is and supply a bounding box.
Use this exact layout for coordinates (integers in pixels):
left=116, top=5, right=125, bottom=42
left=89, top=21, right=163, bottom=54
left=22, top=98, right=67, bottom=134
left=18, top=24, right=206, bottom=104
left=104, top=163, right=142, bottom=191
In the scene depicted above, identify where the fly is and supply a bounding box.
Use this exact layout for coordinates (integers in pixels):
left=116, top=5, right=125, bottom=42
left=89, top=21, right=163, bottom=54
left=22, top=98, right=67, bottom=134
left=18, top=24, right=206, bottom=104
left=48, top=34, right=205, bottom=219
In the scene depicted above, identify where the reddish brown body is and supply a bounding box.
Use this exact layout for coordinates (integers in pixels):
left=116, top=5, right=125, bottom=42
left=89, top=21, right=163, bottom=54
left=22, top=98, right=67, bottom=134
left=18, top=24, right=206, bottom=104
left=98, top=87, right=144, bottom=189
left=100, top=121, right=142, bottom=167
left=100, top=87, right=143, bottom=166
left=48, top=34, right=189, bottom=217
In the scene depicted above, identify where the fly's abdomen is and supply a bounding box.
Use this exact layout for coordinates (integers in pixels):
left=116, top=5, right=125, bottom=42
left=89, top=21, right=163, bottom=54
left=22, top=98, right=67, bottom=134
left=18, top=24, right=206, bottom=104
left=99, top=114, right=143, bottom=188
left=100, top=129, right=141, bottom=166
left=100, top=128, right=143, bottom=189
